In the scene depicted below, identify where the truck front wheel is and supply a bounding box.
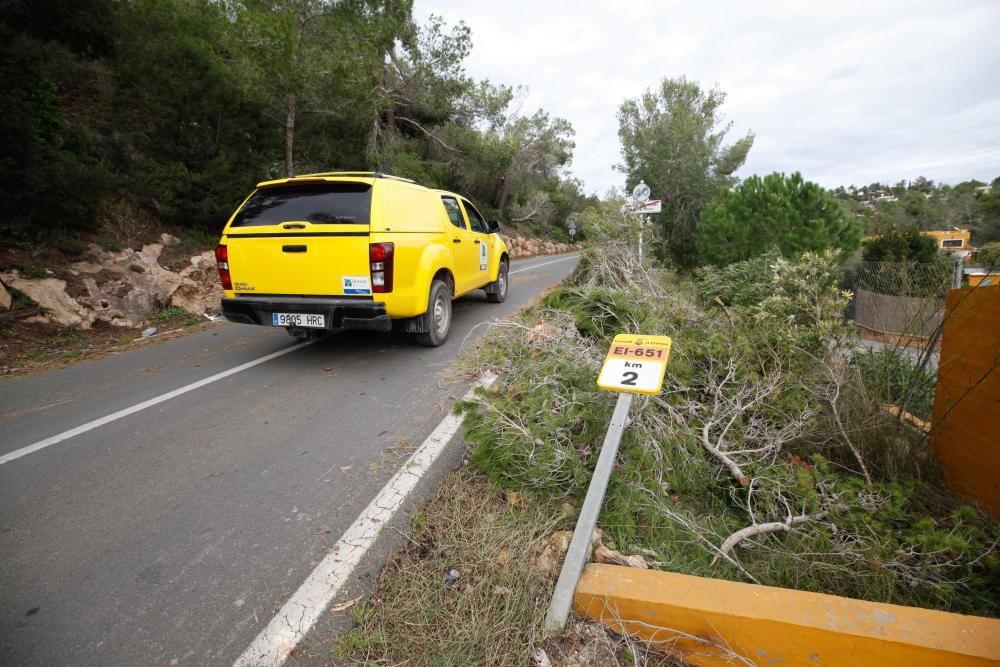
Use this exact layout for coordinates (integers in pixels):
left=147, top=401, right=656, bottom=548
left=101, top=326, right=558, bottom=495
left=485, top=258, right=508, bottom=303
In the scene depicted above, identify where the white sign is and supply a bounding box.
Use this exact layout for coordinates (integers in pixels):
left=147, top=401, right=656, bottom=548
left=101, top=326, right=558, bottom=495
left=597, top=359, right=663, bottom=393
left=625, top=199, right=661, bottom=214
left=342, top=275, right=371, bottom=295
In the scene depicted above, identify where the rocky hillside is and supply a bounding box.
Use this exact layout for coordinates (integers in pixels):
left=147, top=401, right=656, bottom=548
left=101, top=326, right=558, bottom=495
left=1, top=234, right=221, bottom=330
left=0, top=234, right=577, bottom=330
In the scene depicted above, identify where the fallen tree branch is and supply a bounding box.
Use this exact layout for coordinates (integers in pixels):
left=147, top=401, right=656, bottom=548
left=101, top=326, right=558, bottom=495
left=822, top=356, right=873, bottom=486
left=701, top=423, right=751, bottom=487
left=711, top=511, right=829, bottom=566
left=396, top=116, right=460, bottom=153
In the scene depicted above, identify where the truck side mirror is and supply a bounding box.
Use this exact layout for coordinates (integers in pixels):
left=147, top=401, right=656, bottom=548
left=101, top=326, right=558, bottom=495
left=487, top=220, right=501, bottom=233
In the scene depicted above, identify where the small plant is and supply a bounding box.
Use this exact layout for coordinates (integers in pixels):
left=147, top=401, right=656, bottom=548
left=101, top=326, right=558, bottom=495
left=853, top=348, right=936, bottom=421
left=153, top=305, right=193, bottom=322
left=24, top=265, right=48, bottom=279
left=180, top=227, right=219, bottom=250
left=9, top=287, right=37, bottom=309
left=98, top=236, right=125, bottom=252
left=55, top=235, right=88, bottom=255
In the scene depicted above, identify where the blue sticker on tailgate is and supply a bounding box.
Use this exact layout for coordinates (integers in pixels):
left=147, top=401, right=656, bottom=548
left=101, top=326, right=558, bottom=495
left=342, top=276, right=372, bottom=294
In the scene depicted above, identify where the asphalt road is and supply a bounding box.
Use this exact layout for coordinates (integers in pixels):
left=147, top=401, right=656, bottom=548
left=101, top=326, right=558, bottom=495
left=0, top=253, right=580, bottom=667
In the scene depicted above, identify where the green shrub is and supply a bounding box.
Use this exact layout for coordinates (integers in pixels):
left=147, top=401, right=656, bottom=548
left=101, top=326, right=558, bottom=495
left=863, top=227, right=938, bottom=262
left=974, top=241, right=1000, bottom=269
left=853, top=349, right=936, bottom=421
left=698, top=172, right=862, bottom=267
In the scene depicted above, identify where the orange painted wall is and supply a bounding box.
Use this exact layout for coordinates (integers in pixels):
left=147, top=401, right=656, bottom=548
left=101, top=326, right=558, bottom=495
left=575, top=564, right=1000, bottom=666
left=932, top=285, right=1000, bottom=517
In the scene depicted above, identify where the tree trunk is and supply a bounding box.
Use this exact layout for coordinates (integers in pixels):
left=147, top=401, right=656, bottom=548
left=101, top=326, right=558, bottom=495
left=496, top=174, right=510, bottom=214
left=285, top=93, right=296, bottom=178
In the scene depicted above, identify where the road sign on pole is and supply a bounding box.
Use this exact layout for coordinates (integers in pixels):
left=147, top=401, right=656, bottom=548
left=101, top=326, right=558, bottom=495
left=543, top=332, right=672, bottom=632
left=622, top=182, right=660, bottom=261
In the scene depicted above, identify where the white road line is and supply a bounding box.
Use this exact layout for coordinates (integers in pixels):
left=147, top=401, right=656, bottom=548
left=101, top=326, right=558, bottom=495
left=0, top=340, right=316, bottom=466
left=233, top=373, right=498, bottom=667
left=510, top=253, right=580, bottom=275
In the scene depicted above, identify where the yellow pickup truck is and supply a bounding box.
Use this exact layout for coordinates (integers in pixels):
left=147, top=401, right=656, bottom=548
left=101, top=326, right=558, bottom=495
left=216, top=172, right=509, bottom=346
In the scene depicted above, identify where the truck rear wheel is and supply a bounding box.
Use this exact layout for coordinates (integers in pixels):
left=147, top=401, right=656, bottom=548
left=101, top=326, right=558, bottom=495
left=415, top=278, right=452, bottom=347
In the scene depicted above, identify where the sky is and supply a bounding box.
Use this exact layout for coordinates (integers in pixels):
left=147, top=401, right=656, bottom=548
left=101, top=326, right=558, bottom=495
left=413, top=0, right=1000, bottom=196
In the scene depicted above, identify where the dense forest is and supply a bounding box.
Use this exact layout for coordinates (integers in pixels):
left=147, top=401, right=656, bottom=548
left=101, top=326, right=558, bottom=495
left=0, top=0, right=594, bottom=248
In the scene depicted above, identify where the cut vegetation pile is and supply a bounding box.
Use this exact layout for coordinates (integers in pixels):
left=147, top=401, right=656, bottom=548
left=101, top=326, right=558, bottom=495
left=459, top=244, right=999, bottom=617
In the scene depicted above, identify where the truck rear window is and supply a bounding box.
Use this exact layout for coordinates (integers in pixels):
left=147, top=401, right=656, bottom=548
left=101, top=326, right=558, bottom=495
left=231, top=183, right=372, bottom=227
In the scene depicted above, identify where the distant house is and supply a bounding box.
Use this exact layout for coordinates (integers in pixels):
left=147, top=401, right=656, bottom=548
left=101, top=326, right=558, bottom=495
left=923, top=229, right=972, bottom=256
left=974, top=185, right=993, bottom=196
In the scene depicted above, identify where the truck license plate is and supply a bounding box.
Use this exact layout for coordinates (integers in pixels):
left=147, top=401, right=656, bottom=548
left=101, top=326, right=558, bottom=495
left=272, top=312, right=325, bottom=328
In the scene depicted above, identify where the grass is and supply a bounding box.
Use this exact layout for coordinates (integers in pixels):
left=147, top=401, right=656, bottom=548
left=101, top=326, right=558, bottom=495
left=0, top=310, right=214, bottom=378
left=334, top=470, right=676, bottom=666
left=334, top=471, right=563, bottom=666
left=152, top=305, right=201, bottom=326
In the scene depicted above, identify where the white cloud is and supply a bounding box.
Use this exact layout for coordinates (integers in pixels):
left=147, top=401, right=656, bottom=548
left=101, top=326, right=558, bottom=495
left=414, top=0, right=1000, bottom=194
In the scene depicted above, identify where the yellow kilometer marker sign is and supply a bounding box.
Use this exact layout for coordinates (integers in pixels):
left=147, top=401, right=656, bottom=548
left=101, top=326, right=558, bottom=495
left=597, top=334, right=672, bottom=394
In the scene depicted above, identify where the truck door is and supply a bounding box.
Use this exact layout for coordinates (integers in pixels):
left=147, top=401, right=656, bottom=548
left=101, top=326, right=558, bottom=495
left=460, top=199, right=491, bottom=288
left=440, top=195, right=478, bottom=294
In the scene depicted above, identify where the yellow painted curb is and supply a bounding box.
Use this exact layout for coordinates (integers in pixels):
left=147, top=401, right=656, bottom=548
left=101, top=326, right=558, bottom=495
left=574, top=564, right=1000, bottom=666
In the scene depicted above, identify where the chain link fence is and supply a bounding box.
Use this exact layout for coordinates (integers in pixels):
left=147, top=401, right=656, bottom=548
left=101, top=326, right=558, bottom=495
left=842, top=260, right=955, bottom=341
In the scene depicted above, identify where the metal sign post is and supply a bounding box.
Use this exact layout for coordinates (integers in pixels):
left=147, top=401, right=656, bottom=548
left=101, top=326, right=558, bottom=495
left=621, top=181, right=660, bottom=262
left=544, top=334, right=672, bottom=633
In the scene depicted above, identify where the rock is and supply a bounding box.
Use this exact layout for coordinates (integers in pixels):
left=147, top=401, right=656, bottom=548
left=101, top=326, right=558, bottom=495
left=536, top=531, right=572, bottom=578
left=0, top=271, right=93, bottom=328
left=0, top=281, right=11, bottom=310
left=170, top=251, right=223, bottom=316
left=593, top=544, right=648, bottom=569
left=536, top=529, right=603, bottom=578
left=141, top=326, right=158, bottom=338
left=443, top=567, right=461, bottom=586
left=11, top=238, right=225, bottom=331
left=73, top=241, right=186, bottom=326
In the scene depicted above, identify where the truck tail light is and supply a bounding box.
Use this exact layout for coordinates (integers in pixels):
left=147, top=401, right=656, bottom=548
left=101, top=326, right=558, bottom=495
left=215, top=244, right=233, bottom=290
left=369, top=242, right=394, bottom=293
